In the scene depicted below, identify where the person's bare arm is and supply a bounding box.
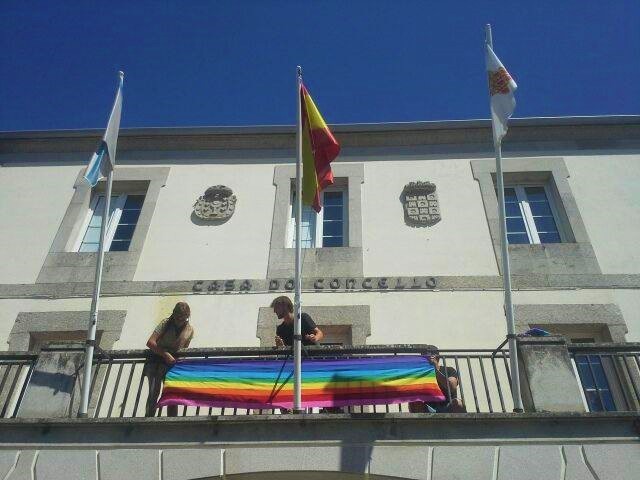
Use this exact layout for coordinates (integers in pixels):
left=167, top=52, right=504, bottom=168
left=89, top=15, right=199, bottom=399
left=304, top=327, right=324, bottom=344
left=146, top=331, right=175, bottom=364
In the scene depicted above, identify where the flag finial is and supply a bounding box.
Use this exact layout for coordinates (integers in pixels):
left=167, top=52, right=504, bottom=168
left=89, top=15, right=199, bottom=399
left=297, top=65, right=302, bottom=77
left=118, top=71, right=125, bottom=79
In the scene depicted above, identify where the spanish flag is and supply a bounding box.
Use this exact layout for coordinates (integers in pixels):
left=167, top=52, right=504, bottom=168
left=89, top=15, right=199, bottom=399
left=300, top=83, right=340, bottom=212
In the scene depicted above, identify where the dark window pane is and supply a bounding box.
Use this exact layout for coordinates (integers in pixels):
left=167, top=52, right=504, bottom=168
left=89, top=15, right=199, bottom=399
left=602, top=391, right=616, bottom=411
left=505, top=203, right=522, bottom=217
left=507, top=233, right=529, bottom=244
left=590, top=360, right=609, bottom=388
left=584, top=390, right=603, bottom=412
left=506, top=217, right=527, bottom=233
left=113, top=224, right=136, bottom=240
left=124, top=195, right=145, bottom=210
left=322, top=236, right=343, bottom=247
left=119, top=209, right=141, bottom=224
left=576, top=361, right=596, bottom=389
left=323, top=206, right=343, bottom=221
left=109, top=240, right=131, bottom=251
left=539, top=232, right=561, bottom=243
left=323, top=221, right=343, bottom=236
left=524, top=187, right=547, bottom=202
left=533, top=216, right=559, bottom=233
left=324, top=191, right=343, bottom=206
left=529, top=201, right=552, bottom=216
left=503, top=188, right=517, bottom=202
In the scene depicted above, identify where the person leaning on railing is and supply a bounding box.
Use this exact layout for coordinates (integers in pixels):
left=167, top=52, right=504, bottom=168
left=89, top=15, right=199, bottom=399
left=409, top=350, right=466, bottom=413
left=143, top=302, right=194, bottom=417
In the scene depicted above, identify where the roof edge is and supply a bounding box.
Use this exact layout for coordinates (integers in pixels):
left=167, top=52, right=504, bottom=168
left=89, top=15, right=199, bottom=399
left=1, top=115, right=639, bottom=140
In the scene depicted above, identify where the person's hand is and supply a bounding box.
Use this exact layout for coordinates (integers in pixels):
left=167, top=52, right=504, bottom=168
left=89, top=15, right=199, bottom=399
left=304, top=334, right=317, bottom=343
left=163, top=352, right=176, bottom=365
left=428, top=354, right=438, bottom=365
left=275, top=336, right=284, bottom=347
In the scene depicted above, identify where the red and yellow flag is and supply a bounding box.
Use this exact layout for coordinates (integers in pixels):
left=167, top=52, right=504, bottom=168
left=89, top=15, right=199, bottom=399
left=300, top=83, right=340, bottom=212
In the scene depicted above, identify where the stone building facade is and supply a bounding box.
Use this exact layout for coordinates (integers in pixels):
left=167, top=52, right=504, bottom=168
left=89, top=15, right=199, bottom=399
left=1, top=116, right=638, bottom=352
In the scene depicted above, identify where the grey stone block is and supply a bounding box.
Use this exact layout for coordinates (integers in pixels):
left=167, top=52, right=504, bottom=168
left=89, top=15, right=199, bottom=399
left=99, top=449, right=159, bottom=480
left=6, top=451, right=38, bottom=480
left=583, top=444, right=640, bottom=480
left=498, top=445, right=562, bottom=480
left=162, top=448, right=223, bottom=480
left=369, top=446, right=429, bottom=480
left=517, top=337, right=586, bottom=412
left=0, top=451, right=19, bottom=480
left=17, top=350, right=85, bottom=418
left=562, top=445, right=599, bottom=480
left=35, top=450, right=96, bottom=480
left=224, top=446, right=371, bottom=475
left=432, top=446, right=496, bottom=480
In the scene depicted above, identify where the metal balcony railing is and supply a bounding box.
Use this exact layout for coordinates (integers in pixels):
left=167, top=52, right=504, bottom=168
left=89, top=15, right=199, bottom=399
left=0, top=352, right=37, bottom=418
left=568, top=343, right=640, bottom=412
left=0, top=345, right=517, bottom=418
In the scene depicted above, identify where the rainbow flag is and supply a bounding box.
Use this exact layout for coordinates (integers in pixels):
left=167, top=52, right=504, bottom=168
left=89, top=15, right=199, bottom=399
left=300, top=82, right=340, bottom=213
left=157, top=355, right=444, bottom=409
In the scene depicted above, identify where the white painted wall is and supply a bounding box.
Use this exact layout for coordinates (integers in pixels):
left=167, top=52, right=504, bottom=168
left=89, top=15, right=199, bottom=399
left=358, top=156, right=499, bottom=277
left=2, top=288, right=632, bottom=353
left=565, top=154, right=640, bottom=273
left=134, top=161, right=277, bottom=281
left=0, top=162, right=81, bottom=284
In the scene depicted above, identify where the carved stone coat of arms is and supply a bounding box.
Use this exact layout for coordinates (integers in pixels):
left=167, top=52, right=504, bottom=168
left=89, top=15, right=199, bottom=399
left=193, top=185, right=237, bottom=221
left=401, top=181, right=441, bottom=227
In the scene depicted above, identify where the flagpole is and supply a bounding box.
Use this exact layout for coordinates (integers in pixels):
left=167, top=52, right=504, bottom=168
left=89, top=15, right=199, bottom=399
left=485, top=24, right=524, bottom=413
left=78, top=71, right=124, bottom=418
left=293, top=65, right=303, bottom=413
left=78, top=168, right=113, bottom=417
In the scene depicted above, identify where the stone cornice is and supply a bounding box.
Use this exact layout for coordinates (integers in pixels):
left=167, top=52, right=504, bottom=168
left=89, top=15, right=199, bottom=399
left=1, top=116, right=639, bottom=154
left=0, top=274, right=638, bottom=299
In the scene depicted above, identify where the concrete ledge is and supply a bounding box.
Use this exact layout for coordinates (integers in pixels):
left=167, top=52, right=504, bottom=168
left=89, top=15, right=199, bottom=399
left=1, top=274, right=639, bottom=299
left=0, top=412, right=638, bottom=446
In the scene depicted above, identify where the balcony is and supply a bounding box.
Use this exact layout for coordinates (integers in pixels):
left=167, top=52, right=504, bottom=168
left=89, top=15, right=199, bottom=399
left=0, top=340, right=639, bottom=479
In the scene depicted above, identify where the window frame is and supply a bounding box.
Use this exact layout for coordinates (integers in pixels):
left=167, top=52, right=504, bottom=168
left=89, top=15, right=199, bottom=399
left=72, top=192, right=144, bottom=253
left=503, top=183, right=566, bottom=244
left=287, top=185, right=349, bottom=248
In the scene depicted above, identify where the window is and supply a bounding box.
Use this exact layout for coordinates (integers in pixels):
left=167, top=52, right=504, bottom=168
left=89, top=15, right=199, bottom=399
left=75, top=194, right=145, bottom=252
left=288, top=188, right=348, bottom=248
left=573, top=354, right=616, bottom=412
left=503, top=185, right=562, bottom=244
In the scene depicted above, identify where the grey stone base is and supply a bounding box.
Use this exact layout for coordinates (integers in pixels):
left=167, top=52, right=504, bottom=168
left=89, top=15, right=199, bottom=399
left=0, top=413, right=638, bottom=480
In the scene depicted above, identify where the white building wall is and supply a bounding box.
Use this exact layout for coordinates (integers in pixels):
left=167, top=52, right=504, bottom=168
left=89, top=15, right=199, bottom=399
left=360, top=156, right=498, bottom=277
left=564, top=153, right=640, bottom=274
left=134, top=161, right=277, bottom=281
left=0, top=162, right=81, bottom=284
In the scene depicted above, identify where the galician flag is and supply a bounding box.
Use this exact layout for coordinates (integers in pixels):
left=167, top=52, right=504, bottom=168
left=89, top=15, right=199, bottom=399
left=83, top=72, right=124, bottom=187
left=485, top=44, right=517, bottom=144
left=300, top=83, right=340, bottom=212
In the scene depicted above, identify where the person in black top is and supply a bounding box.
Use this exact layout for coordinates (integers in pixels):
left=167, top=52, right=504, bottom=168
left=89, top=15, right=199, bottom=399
left=409, top=350, right=466, bottom=413
left=271, top=296, right=324, bottom=347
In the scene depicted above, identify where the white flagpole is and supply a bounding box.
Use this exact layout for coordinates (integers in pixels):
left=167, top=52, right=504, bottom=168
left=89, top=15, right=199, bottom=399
left=485, top=25, right=524, bottom=413
left=293, top=66, right=303, bottom=413
left=78, top=71, right=124, bottom=417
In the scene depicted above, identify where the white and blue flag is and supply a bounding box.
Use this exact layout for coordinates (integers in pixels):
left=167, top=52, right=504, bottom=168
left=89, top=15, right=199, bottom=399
left=84, top=72, right=124, bottom=186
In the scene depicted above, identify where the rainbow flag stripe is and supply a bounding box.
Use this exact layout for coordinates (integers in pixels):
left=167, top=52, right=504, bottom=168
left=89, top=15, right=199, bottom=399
left=157, top=355, right=444, bottom=409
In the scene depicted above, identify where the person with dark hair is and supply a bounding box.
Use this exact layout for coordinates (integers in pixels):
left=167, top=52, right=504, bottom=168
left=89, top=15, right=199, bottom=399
left=143, top=301, right=194, bottom=417
left=271, top=296, right=324, bottom=347
left=409, top=350, right=466, bottom=413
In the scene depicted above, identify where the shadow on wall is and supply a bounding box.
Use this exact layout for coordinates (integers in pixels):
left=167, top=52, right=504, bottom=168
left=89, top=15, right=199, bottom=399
left=190, top=211, right=233, bottom=226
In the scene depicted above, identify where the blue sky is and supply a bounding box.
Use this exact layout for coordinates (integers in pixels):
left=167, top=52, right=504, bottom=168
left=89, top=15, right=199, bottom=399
left=1, top=1, right=638, bottom=131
